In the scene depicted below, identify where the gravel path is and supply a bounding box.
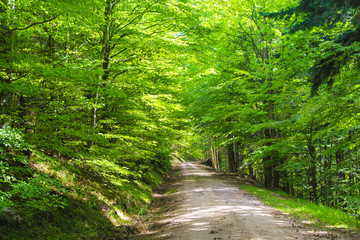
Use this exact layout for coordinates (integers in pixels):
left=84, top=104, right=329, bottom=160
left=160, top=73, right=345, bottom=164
left=137, top=162, right=350, bottom=240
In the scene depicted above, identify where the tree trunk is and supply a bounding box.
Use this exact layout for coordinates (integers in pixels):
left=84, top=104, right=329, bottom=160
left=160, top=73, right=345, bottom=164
left=249, top=164, right=255, bottom=180
left=308, top=147, right=318, bottom=203
left=273, top=166, right=280, bottom=188
left=263, top=154, right=273, bottom=188
left=227, top=144, right=236, bottom=173
left=263, top=128, right=274, bottom=188
left=307, top=118, right=318, bottom=203
left=335, top=150, right=346, bottom=208
left=209, top=137, right=220, bottom=170
left=91, top=0, right=112, bottom=130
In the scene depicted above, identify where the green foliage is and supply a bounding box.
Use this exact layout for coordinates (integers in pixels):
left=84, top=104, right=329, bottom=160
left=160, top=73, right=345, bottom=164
left=0, top=127, right=27, bottom=151
left=0, top=127, right=68, bottom=223
left=1, top=0, right=202, bottom=238
left=182, top=0, right=360, bottom=218
left=265, top=0, right=360, bottom=93
left=2, top=0, right=360, bottom=237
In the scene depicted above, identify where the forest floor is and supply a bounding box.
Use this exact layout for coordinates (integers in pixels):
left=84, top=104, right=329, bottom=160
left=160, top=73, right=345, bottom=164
left=130, top=162, right=358, bottom=240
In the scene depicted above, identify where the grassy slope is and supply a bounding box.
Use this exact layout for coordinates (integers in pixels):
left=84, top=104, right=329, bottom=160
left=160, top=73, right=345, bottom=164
left=241, top=185, right=360, bottom=231
left=0, top=150, right=165, bottom=240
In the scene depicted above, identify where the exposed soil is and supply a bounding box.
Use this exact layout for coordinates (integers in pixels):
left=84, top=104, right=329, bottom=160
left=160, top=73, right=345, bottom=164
left=131, top=162, right=358, bottom=240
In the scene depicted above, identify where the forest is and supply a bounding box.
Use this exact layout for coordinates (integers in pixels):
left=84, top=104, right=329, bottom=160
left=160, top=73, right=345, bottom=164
left=1, top=0, right=360, bottom=239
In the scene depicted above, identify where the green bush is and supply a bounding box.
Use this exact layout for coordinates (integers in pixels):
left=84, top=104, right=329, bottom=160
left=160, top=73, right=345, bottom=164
left=0, top=127, right=68, bottom=223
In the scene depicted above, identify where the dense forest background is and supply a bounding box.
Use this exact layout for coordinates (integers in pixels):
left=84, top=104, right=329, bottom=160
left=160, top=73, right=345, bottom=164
left=1, top=0, right=360, bottom=238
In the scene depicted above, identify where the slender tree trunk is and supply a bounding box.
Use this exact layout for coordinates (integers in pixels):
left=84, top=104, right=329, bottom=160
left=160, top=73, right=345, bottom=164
left=249, top=164, right=255, bottom=180
left=335, top=150, right=346, bottom=208
left=227, top=143, right=236, bottom=173
left=272, top=157, right=280, bottom=188
left=235, top=142, right=242, bottom=169
left=217, top=148, right=222, bottom=169
left=267, top=76, right=279, bottom=188
left=309, top=152, right=318, bottom=203
left=263, top=155, right=273, bottom=188
left=209, top=137, right=219, bottom=170
left=323, top=143, right=333, bottom=204
left=307, top=118, right=318, bottom=203
left=91, top=0, right=112, bottom=129
left=283, top=171, right=290, bottom=194
left=263, top=36, right=277, bottom=188
left=263, top=128, right=274, bottom=188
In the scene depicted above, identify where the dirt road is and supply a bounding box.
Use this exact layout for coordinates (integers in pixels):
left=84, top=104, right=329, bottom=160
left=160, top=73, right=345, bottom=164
left=137, top=162, right=348, bottom=240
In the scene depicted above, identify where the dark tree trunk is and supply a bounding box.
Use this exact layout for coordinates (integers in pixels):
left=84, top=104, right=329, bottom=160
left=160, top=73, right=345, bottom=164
left=263, top=155, right=273, bottom=188
left=263, top=128, right=273, bottom=188
left=308, top=143, right=318, bottom=203
left=227, top=144, right=236, bottom=173
left=273, top=167, right=280, bottom=188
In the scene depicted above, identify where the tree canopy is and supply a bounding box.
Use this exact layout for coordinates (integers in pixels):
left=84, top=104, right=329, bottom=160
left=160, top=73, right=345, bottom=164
left=1, top=0, right=360, bottom=238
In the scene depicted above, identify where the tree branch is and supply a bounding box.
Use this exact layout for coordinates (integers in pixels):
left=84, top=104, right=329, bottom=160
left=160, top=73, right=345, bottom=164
left=1, top=16, right=58, bottom=39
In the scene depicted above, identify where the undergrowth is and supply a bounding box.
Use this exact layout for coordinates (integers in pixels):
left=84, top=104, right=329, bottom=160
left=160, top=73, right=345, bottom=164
left=0, top=149, right=167, bottom=239
left=241, top=185, right=360, bottom=231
